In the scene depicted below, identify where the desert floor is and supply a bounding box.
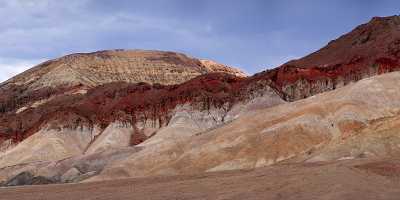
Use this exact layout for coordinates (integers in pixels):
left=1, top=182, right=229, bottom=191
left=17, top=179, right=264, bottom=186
left=1, top=158, right=400, bottom=200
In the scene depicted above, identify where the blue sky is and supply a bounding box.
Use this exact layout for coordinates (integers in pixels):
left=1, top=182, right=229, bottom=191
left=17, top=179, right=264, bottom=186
left=1, top=0, right=399, bottom=81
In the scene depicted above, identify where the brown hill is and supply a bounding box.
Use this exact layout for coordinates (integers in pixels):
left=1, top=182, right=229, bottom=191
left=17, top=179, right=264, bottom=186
left=0, top=51, right=279, bottom=173
left=0, top=50, right=249, bottom=121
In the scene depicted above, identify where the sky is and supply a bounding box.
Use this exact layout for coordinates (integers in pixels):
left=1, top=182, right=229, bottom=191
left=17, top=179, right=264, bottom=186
left=1, top=0, right=400, bottom=81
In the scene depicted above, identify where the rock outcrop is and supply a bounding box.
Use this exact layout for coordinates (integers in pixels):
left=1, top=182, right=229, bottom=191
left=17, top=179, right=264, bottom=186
left=200, top=59, right=246, bottom=78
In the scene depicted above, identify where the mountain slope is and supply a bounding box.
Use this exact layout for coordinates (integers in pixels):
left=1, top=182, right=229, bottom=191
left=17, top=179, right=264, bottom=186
left=90, top=71, right=400, bottom=181
left=0, top=73, right=284, bottom=184
left=2, top=67, right=400, bottom=185
left=262, top=15, right=400, bottom=100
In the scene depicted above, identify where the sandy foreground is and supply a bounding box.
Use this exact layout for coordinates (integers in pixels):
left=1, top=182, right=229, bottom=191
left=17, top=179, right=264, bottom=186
left=1, top=159, right=400, bottom=200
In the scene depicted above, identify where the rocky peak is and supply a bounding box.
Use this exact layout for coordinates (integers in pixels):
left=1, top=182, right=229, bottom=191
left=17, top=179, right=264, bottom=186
left=286, top=15, right=400, bottom=68
left=262, top=15, right=400, bottom=101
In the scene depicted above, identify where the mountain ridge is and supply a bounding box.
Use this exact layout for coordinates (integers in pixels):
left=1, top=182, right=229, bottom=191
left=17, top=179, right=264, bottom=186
left=259, top=15, right=400, bottom=100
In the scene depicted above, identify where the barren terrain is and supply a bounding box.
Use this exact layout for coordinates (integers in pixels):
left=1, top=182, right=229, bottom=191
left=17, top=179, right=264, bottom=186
left=1, top=158, right=400, bottom=200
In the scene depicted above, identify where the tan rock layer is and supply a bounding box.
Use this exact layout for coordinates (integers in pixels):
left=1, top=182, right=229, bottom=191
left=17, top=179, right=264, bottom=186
left=4, top=50, right=247, bottom=89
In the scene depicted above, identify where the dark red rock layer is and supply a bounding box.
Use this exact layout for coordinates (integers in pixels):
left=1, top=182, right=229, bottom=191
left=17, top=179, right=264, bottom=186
left=261, top=56, right=400, bottom=100
left=0, top=73, right=279, bottom=144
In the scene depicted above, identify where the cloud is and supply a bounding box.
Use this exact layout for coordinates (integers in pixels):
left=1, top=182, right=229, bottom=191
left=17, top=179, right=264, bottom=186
left=0, top=58, right=46, bottom=82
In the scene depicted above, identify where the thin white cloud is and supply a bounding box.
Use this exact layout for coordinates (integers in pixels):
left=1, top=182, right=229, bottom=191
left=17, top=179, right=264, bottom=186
left=0, top=58, right=46, bottom=82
